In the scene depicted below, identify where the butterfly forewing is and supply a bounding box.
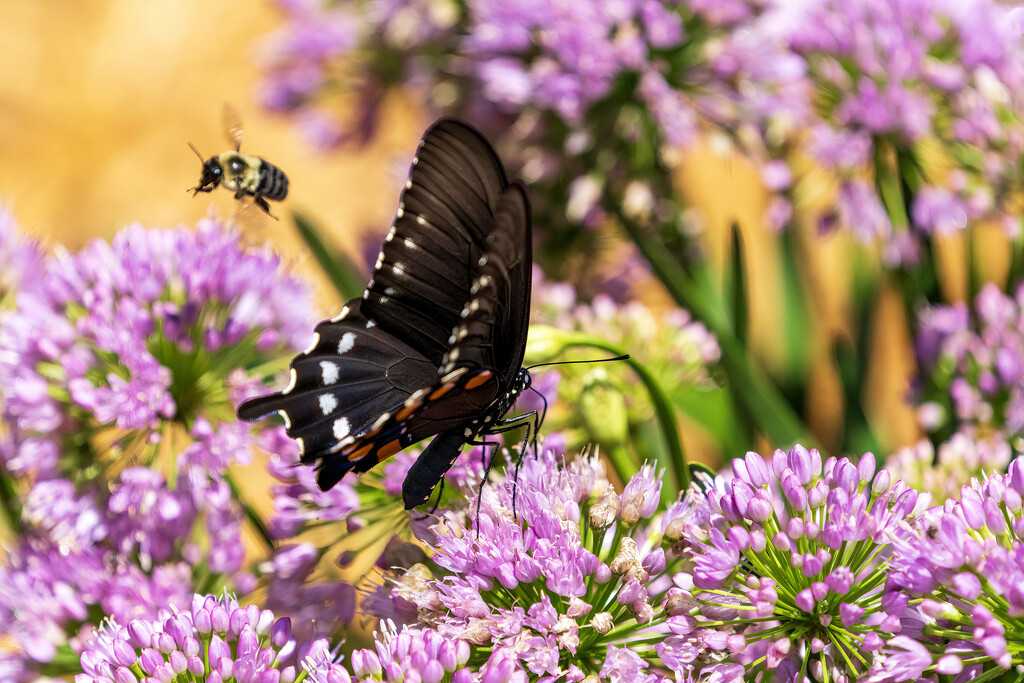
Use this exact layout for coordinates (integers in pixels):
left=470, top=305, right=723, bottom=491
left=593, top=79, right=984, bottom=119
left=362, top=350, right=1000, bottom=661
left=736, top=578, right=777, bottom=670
left=441, top=183, right=531, bottom=384
left=364, top=120, right=510, bottom=365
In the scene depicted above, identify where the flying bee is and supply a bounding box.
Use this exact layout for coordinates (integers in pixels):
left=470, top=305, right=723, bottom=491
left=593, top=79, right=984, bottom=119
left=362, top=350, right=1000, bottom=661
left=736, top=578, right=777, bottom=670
left=188, top=104, right=288, bottom=219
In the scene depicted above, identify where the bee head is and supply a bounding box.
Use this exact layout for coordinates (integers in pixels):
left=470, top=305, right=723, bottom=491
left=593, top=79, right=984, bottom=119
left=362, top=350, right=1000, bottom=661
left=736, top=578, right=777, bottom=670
left=187, top=142, right=223, bottom=195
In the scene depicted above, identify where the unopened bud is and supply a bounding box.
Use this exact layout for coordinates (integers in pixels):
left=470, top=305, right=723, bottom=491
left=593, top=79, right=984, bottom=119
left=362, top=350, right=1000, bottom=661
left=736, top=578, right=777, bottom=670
left=590, top=613, right=614, bottom=635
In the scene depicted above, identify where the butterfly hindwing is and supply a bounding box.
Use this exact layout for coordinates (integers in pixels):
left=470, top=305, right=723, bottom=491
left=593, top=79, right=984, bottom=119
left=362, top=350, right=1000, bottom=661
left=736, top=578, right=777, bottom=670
left=236, top=300, right=438, bottom=461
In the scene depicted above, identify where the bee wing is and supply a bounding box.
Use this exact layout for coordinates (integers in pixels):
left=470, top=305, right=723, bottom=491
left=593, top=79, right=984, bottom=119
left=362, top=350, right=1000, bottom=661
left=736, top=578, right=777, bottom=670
left=223, top=102, right=245, bottom=151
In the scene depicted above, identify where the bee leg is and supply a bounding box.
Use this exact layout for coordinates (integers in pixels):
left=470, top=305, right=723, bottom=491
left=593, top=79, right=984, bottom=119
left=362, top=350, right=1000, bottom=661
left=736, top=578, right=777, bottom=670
left=189, top=185, right=214, bottom=196
left=254, top=195, right=279, bottom=221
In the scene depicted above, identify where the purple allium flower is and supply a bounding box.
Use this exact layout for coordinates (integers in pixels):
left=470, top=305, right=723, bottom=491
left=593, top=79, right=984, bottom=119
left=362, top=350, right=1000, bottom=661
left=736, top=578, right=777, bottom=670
left=261, top=542, right=357, bottom=644
left=0, top=213, right=316, bottom=678
left=304, top=620, right=475, bottom=683
left=252, top=0, right=808, bottom=273
left=882, top=457, right=1024, bottom=677
left=686, top=446, right=928, bottom=680
left=0, top=545, right=108, bottom=664
left=913, top=280, right=1024, bottom=442
left=775, top=0, right=1024, bottom=241
left=885, top=433, right=1012, bottom=501
left=74, top=593, right=297, bottom=683
left=0, top=203, right=45, bottom=304
left=372, top=446, right=729, bottom=679
left=106, top=467, right=195, bottom=565
left=0, top=214, right=315, bottom=478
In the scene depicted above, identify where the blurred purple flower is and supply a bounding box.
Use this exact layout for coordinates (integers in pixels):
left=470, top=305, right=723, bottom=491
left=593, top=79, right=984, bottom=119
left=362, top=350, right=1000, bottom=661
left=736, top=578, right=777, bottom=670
left=913, top=280, right=1024, bottom=441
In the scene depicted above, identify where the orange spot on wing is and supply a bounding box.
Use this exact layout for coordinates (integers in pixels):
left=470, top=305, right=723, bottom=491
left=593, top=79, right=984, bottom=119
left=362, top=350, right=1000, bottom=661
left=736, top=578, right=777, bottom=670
left=396, top=400, right=421, bottom=421
left=376, top=439, right=403, bottom=461
left=346, top=443, right=374, bottom=461
left=465, top=371, right=494, bottom=390
left=429, top=383, right=455, bottom=401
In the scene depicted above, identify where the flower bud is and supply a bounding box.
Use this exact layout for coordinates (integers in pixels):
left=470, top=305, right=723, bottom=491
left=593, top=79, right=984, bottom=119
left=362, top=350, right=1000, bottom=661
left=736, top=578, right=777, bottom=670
left=590, top=489, right=620, bottom=530
left=590, top=612, right=614, bottom=634
left=580, top=374, right=629, bottom=450
left=744, top=451, right=770, bottom=488
left=113, top=667, right=138, bottom=683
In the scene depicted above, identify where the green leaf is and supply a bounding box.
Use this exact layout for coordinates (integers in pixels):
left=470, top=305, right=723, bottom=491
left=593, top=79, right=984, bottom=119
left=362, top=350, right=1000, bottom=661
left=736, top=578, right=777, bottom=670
left=726, top=221, right=749, bottom=345
left=670, top=383, right=749, bottom=456
left=291, top=211, right=366, bottom=301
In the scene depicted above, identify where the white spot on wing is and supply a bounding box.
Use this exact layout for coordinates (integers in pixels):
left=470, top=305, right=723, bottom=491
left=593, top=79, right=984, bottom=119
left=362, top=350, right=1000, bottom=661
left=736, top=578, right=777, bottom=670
left=396, top=207, right=404, bottom=218
left=282, top=368, right=298, bottom=394
left=329, top=306, right=350, bottom=323
left=386, top=226, right=396, bottom=242
left=372, top=412, right=391, bottom=431
left=393, top=263, right=405, bottom=276
left=321, top=360, right=340, bottom=385
left=404, top=238, right=416, bottom=249
left=279, top=409, right=292, bottom=429
left=338, top=332, right=356, bottom=354
left=296, top=436, right=304, bottom=455
left=333, top=417, right=350, bottom=440
left=405, top=180, right=412, bottom=189
left=366, top=320, right=376, bottom=328
left=303, top=332, right=321, bottom=355
left=441, top=367, right=467, bottom=383
left=319, top=393, right=339, bottom=415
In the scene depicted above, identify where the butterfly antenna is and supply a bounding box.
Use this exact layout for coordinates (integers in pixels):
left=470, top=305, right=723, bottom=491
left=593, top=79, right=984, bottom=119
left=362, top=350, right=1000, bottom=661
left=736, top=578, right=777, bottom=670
left=525, top=353, right=630, bottom=372
left=187, top=141, right=206, bottom=162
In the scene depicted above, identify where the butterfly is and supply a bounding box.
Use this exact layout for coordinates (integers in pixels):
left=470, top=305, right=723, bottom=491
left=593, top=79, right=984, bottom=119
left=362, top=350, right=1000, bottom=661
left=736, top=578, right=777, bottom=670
left=237, top=119, right=534, bottom=510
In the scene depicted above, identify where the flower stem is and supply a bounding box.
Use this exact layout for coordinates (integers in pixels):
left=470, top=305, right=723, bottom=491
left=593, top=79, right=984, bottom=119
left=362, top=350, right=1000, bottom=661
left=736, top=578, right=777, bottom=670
left=557, top=333, right=688, bottom=496
left=611, top=201, right=814, bottom=452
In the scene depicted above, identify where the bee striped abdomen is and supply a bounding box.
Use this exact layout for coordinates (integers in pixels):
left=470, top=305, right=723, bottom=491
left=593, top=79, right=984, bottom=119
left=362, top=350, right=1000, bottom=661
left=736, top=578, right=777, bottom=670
left=258, top=162, right=289, bottom=201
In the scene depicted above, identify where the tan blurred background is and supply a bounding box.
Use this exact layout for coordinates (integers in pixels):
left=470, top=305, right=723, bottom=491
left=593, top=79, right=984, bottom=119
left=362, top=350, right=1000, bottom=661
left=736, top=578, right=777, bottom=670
left=0, top=1, right=431, bottom=257
left=0, top=0, right=926, bottom=457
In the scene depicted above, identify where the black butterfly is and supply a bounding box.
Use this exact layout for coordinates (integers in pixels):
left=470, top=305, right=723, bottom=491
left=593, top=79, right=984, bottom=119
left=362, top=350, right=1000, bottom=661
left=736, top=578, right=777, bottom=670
left=237, top=119, right=534, bottom=510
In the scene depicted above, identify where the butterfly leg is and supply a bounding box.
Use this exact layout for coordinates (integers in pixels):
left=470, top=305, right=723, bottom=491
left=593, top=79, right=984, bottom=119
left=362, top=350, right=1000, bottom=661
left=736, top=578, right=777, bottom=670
left=481, top=410, right=539, bottom=516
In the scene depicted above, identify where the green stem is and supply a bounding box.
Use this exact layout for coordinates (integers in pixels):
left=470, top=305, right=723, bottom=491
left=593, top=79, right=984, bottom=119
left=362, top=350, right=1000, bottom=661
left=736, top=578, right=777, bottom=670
left=558, top=333, right=688, bottom=495
left=0, top=471, right=23, bottom=536
left=612, top=204, right=814, bottom=452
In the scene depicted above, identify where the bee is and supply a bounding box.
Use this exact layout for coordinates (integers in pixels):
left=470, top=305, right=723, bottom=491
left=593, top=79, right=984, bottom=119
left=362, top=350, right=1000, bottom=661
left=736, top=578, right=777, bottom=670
left=188, top=104, right=288, bottom=219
